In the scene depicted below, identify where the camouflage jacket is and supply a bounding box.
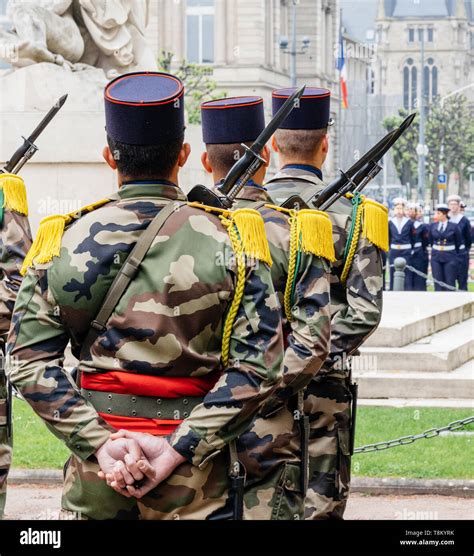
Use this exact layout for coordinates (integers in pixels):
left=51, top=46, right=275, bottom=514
left=266, top=167, right=383, bottom=375
left=7, top=182, right=284, bottom=467
left=234, top=184, right=331, bottom=403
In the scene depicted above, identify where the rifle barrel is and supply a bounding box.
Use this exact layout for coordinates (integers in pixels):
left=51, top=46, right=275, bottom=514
left=313, top=112, right=416, bottom=209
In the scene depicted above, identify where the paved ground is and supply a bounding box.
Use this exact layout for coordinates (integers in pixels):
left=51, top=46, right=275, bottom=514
left=4, top=485, right=473, bottom=520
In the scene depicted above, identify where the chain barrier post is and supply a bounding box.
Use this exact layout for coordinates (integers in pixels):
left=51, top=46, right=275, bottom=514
left=393, top=257, right=407, bottom=291
left=389, top=262, right=463, bottom=291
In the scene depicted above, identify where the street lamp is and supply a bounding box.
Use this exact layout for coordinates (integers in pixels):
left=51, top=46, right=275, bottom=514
left=279, top=0, right=311, bottom=87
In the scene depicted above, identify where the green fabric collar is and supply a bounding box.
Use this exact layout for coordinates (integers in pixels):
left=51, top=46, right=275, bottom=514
left=117, top=182, right=187, bottom=202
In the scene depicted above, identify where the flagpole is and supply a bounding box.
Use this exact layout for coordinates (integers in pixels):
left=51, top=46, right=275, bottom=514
left=338, top=8, right=343, bottom=170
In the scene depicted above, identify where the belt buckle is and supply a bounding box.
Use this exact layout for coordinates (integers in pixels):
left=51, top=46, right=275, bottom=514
left=440, top=246, right=444, bottom=251
left=397, top=245, right=401, bottom=250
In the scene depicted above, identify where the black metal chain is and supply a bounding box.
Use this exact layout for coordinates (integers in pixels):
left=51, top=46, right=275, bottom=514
left=388, top=262, right=461, bottom=291
left=354, top=416, right=474, bottom=454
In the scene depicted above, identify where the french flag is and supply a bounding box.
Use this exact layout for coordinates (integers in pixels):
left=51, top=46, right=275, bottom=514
left=337, top=32, right=349, bottom=109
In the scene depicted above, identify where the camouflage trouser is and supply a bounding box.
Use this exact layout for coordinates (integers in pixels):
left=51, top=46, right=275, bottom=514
left=62, top=455, right=139, bottom=520
left=63, top=452, right=234, bottom=520
left=0, top=367, right=12, bottom=519
left=303, top=374, right=352, bottom=520
left=238, top=403, right=305, bottom=520
left=139, top=403, right=306, bottom=520
left=138, top=451, right=234, bottom=520
left=63, top=407, right=305, bottom=521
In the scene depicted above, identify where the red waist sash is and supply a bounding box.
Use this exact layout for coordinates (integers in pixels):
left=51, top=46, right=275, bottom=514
left=81, top=370, right=220, bottom=436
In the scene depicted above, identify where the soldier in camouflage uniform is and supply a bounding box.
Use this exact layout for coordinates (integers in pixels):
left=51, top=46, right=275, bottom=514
left=266, top=87, right=386, bottom=520
left=198, top=96, right=334, bottom=519
left=7, top=72, right=284, bottom=520
left=0, top=172, right=32, bottom=518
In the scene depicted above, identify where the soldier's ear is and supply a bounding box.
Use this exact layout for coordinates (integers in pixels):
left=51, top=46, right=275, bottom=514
left=271, top=135, right=279, bottom=153
left=178, top=143, right=191, bottom=168
left=201, top=152, right=213, bottom=174
left=103, top=146, right=118, bottom=170
left=262, top=145, right=271, bottom=168
left=321, top=134, right=329, bottom=154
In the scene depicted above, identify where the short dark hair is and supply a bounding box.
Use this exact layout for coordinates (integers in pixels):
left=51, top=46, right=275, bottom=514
left=107, top=134, right=184, bottom=179
left=274, top=128, right=328, bottom=159
left=205, top=142, right=249, bottom=176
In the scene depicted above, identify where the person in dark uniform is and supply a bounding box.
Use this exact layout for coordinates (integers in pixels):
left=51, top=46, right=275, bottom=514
left=388, top=198, right=414, bottom=290
left=406, top=202, right=429, bottom=291
left=447, top=195, right=471, bottom=291
left=430, top=204, right=463, bottom=291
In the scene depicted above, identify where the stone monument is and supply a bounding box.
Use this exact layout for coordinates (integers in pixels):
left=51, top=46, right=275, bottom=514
left=0, top=0, right=158, bottom=231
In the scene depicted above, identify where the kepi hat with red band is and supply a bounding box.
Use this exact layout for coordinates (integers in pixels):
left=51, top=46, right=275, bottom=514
left=272, top=86, right=332, bottom=130
left=201, top=96, right=265, bottom=144
left=104, top=71, right=185, bottom=145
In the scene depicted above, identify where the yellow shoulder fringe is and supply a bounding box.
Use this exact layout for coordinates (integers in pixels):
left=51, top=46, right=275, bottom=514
left=187, top=202, right=272, bottom=266
left=361, top=198, right=389, bottom=252
left=21, top=198, right=111, bottom=275
left=345, top=193, right=389, bottom=252
left=296, top=209, right=335, bottom=262
left=0, top=173, right=29, bottom=215
left=265, top=204, right=335, bottom=263
left=264, top=204, right=335, bottom=322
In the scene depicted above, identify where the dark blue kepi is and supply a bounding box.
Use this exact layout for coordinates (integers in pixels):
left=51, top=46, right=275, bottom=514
left=201, top=96, right=265, bottom=144
left=104, top=71, right=185, bottom=145
left=272, top=86, right=332, bottom=130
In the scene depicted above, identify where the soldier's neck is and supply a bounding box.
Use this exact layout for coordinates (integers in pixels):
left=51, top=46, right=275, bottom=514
left=278, top=155, right=324, bottom=172
left=211, top=167, right=266, bottom=187
left=118, top=172, right=178, bottom=188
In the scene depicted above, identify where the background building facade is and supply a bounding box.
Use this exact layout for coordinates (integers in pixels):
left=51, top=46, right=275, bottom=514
left=374, top=0, right=473, bottom=105
left=147, top=0, right=342, bottom=177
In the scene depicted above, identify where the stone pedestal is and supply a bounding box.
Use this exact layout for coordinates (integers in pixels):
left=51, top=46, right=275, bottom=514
left=0, top=63, right=209, bottom=233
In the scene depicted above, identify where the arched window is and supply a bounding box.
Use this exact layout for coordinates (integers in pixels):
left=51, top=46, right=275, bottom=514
left=403, top=66, right=409, bottom=108
left=403, top=58, right=417, bottom=109
left=432, top=66, right=438, bottom=98
left=411, top=66, right=417, bottom=107
left=424, top=58, right=439, bottom=103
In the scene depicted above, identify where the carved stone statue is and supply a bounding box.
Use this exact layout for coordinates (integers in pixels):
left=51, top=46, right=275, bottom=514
left=0, top=0, right=156, bottom=76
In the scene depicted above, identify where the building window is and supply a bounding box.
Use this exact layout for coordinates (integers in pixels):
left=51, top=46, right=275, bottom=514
left=408, top=28, right=414, bottom=42
left=403, top=67, right=409, bottom=108
left=186, top=0, right=215, bottom=64
left=411, top=66, right=417, bottom=107
left=367, top=66, right=375, bottom=94
left=423, top=58, right=438, bottom=103
left=423, top=65, right=430, bottom=98
left=427, top=27, right=434, bottom=42
left=403, top=58, right=417, bottom=109
left=432, top=66, right=438, bottom=98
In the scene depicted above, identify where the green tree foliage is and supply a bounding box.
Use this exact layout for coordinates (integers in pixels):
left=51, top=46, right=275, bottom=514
left=158, top=51, right=226, bottom=124
left=383, top=109, right=419, bottom=189
left=383, top=95, right=474, bottom=198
